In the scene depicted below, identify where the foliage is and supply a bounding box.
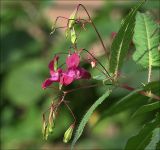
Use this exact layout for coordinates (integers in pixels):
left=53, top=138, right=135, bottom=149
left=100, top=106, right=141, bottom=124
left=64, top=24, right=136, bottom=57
left=109, top=1, right=144, bottom=79
left=1, top=1, right=160, bottom=150
left=124, top=113, right=160, bottom=150
left=133, top=11, right=160, bottom=82
left=71, top=90, right=111, bottom=149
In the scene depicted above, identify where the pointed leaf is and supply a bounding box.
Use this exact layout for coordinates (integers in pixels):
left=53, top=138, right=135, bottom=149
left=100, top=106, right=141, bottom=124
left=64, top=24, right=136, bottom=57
left=109, top=1, right=144, bottom=78
left=125, top=113, right=160, bottom=150
left=71, top=90, right=111, bottom=150
left=133, top=12, right=160, bottom=68
left=132, top=101, right=160, bottom=118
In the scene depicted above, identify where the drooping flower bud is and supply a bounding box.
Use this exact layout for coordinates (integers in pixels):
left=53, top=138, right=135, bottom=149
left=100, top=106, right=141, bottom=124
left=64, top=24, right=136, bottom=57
left=53, top=55, right=59, bottom=71
left=63, top=124, right=74, bottom=143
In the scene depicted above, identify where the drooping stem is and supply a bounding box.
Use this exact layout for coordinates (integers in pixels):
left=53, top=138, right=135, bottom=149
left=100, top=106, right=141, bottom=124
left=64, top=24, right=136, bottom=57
left=83, top=49, right=111, bottom=79
left=76, top=4, right=109, bottom=59
left=63, top=100, right=76, bottom=123
left=120, top=84, right=160, bottom=101
left=63, top=83, right=99, bottom=94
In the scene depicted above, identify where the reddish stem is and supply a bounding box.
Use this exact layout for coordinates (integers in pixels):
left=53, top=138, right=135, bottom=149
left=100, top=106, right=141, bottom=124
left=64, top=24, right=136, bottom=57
left=121, top=84, right=160, bottom=101
left=76, top=4, right=109, bottom=59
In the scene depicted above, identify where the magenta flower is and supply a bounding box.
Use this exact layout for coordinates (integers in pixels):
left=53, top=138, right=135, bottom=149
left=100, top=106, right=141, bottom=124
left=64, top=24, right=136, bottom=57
left=42, top=56, right=62, bottom=89
left=60, top=53, right=91, bottom=85
left=42, top=52, right=91, bottom=89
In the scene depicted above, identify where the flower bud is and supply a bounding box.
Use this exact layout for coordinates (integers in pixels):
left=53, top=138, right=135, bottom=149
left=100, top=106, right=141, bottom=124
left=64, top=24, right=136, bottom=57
left=63, top=124, right=74, bottom=143
left=91, top=61, right=96, bottom=68
left=53, top=55, right=59, bottom=71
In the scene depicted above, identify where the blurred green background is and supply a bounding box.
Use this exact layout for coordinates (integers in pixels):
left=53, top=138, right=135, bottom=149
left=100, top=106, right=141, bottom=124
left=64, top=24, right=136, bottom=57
left=1, top=0, right=159, bottom=149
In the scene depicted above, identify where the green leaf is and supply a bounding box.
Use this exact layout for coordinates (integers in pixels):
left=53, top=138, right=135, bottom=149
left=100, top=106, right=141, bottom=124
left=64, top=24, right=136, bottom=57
left=132, top=101, right=160, bottom=118
left=124, top=113, right=160, bottom=150
left=68, top=9, right=77, bottom=29
left=98, top=81, right=160, bottom=124
left=71, top=90, right=111, bottom=150
left=102, top=89, right=144, bottom=117
left=133, top=12, right=160, bottom=82
left=133, top=12, right=160, bottom=68
left=4, top=59, right=46, bottom=107
left=71, top=27, right=76, bottom=44
left=109, top=1, right=144, bottom=78
left=145, top=128, right=160, bottom=150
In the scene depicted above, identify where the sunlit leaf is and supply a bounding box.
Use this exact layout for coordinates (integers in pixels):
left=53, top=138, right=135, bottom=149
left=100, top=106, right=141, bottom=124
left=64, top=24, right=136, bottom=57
left=133, top=12, right=160, bottom=82
left=71, top=27, right=77, bottom=44
left=133, top=12, right=160, bottom=67
left=109, top=1, right=144, bottom=79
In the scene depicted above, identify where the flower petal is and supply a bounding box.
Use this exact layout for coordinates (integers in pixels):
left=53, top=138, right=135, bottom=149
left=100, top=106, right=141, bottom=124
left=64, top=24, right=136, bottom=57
left=78, top=67, right=91, bottom=79
left=66, top=53, right=80, bottom=69
left=60, top=73, right=74, bottom=86
left=42, top=78, right=54, bottom=89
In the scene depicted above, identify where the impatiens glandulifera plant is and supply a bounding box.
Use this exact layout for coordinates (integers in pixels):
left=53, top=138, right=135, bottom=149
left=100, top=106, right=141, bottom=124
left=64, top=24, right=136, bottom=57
left=42, top=1, right=160, bottom=149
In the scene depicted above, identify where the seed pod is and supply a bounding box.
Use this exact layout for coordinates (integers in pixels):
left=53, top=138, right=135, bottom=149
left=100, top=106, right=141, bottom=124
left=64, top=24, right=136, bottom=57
left=42, top=121, right=49, bottom=140
left=63, top=124, right=74, bottom=143
left=48, top=104, right=56, bottom=133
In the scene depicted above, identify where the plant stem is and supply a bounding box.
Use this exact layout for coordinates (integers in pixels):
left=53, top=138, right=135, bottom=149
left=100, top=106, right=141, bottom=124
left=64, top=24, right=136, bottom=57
left=83, top=49, right=111, bottom=79
left=63, top=100, right=76, bottom=123
left=121, top=84, right=160, bottom=101
left=77, top=4, right=109, bottom=59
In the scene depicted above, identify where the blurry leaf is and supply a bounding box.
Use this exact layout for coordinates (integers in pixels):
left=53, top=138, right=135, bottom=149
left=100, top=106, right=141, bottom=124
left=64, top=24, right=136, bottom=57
left=133, top=12, right=160, bottom=68
left=71, top=90, right=111, bottom=149
left=109, top=1, right=144, bottom=78
left=145, top=128, right=160, bottom=150
left=71, top=27, right=76, bottom=44
left=4, top=59, right=46, bottom=107
left=125, top=113, right=160, bottom=150
left=1, top=107, right=14, bottom=125
left=2, top=107, right=41, bottom=149
left=132, top=101, right=160, bottom=118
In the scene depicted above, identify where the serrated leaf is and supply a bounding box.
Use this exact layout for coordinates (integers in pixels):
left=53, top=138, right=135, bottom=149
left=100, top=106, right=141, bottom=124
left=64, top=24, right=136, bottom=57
left=133, top=12, right=160, bottom=68
left=132, top=101, right=160, bottom=118
left=133, top=12, right=160, bottom=82
left=109, top=1, right=144, bottom=78
left=125, top=113, right=160, bottom=150
left=71, top=27, right=76, bottom=44
left=71, top=90, right=111, bottom=150
left=145, top=128, right=160, bottom=150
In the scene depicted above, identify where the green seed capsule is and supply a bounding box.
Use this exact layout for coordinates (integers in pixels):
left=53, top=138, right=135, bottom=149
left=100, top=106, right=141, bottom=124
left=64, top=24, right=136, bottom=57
left=63, top=124, right=74, bottom=143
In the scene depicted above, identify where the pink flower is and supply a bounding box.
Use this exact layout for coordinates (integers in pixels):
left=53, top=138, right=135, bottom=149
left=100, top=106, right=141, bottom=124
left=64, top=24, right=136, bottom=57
left=42, top=56, right=62, bottom=89
left=42, top=52, right=91, bottom=89
left=60, top=53, right=91, bottom=85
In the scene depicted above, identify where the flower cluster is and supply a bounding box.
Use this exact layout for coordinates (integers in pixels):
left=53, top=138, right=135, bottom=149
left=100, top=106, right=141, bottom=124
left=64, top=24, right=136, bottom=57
left=42, top=52, right=91, bottom=89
